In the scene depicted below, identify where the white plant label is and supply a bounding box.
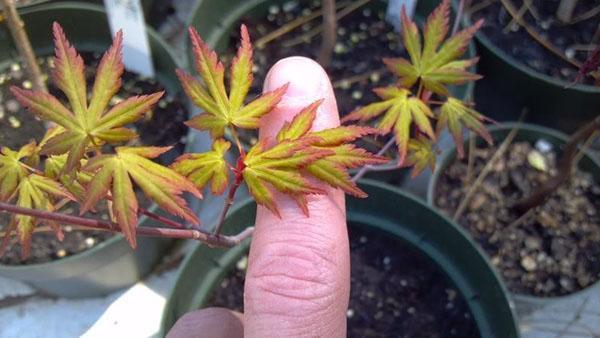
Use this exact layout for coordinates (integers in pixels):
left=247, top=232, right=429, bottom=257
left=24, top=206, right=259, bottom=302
left=103, top=0, right=154, bottom=77
left=386, top=0, right=418, bottom=32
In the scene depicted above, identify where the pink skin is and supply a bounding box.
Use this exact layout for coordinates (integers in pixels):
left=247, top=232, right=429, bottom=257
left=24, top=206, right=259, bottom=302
left=167, top=56, right=350, bottom=338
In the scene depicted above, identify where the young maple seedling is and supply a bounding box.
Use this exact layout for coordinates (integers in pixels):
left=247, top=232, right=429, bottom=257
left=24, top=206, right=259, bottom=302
left=348, top=0, right=492, bottom=179
left=0, top=22, right=384, bottom=258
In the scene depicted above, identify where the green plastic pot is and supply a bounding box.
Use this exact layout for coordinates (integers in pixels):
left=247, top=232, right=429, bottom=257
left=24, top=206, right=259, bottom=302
left=427, top=122, right=600, bottom=313
left=453, top=0, right=600, bottom=133
left=160, top=180, right=519, bottom=337
left=0, top=2, right=183, bottom=298
left=186, top=0, right=477, bottom=184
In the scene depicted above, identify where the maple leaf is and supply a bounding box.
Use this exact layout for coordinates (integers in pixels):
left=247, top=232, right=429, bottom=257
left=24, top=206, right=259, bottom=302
left=402, top=137, right=437, bottom=178
left=179, top=25, right=288, bottom=138
left=382, top=0, right=482, bottom=96
left=1, top=174, right=75, bottom=258
left=242, top=136, right=331, bottom=217
left=276, top=101, right=387, bottom=201
left=80, top=146, right=202, bottom=247
left=343, top=87, right=435, bottom=164
left=0, top=142, right=36, bottom=202
left=10, top=23, right=163, bottom=172
left=171, top=139, right=231, bottom=195
left=45, top=154, right=92, bottom=201
left=436, top=97, right=493, bottom=158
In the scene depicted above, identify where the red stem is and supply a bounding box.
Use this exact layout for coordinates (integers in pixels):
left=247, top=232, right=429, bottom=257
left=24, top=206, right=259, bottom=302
left=0, top=202, right=253, bottom=248
left=213, top=161, right=244, bottom=235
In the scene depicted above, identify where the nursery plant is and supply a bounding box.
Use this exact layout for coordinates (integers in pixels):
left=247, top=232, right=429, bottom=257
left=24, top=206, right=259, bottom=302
left=0, top=20, right=387, bottom=258
left=347, top=0, right=492, bottom=179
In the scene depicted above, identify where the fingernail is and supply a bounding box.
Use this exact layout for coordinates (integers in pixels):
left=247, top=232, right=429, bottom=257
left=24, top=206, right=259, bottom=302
left=264, top=56, right=327, bottom=100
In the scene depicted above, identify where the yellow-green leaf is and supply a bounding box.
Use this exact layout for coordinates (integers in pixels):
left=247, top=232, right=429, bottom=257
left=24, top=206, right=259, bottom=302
left=172, top=139, right=231, bottom=195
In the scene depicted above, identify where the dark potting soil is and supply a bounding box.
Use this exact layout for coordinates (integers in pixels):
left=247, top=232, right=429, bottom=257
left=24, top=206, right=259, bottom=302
left=435, top=141, right=600, bottom=297
left=225, top=1, right=403, bottom=155
left=469, top=0, right=599, bottom=85
left=0, top=52, right=189, bottom=265
left=207, top=225, right=480, bottom=337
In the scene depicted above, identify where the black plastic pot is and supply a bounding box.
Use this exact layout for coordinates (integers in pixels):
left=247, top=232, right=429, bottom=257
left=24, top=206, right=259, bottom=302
left=0, top=2, right=182, bottom=298
left=160, top=180, right=519, bottom=337
left=427, top=122, right=600, bottom=313
left=453, top=0, right=600, bottom=133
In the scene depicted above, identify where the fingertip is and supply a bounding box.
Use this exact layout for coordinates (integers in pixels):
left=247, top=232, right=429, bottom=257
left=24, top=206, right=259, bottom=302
left=260, top=56, right=339, bottom=140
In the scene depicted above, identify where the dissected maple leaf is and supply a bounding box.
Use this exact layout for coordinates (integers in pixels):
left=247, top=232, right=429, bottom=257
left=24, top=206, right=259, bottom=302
left=80, top=147, right=202, bottom=247
left=1, top=174, right=75, bottom=258
left=45, top=154, right=92, bottom=201
left=278, top=103, right=387, bottom=199
left=171, top=139, right=231, bottom=195
left=0, top=142, right=36, bottom=202
left=436, top=97, right=493, bottom=157
left=402, top=137, right=437, bottom=178
left=243, top=136, right=331, bottom=217
left=179, top=25, right=288, bottom=137
left=343, top=87, right=435, bottom=164
left=10, top=22, right=163, bottom=172
left=383, top=0, right=482, bottom=96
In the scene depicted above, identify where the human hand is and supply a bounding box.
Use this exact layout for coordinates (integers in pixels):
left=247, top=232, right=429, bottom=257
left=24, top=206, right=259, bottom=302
left=167, top=56, right=351, bottom=338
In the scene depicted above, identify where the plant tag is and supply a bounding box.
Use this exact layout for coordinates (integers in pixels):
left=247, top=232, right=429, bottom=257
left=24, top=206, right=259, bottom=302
left=386, top=0, right=418, bottom=32
left=103, top=0, right=155, bottom=78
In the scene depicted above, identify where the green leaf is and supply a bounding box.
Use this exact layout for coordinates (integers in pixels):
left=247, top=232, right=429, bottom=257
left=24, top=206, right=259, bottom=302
left=402, top=137, right=437, bottom=178
left=11, top=23, right=163, bottom=172
left=179, top=25, right=287, bottom=135
left=437, top=97, right=492, bottom=157
left=172, top=139, right=231, bottom=195
left=82, top=147, right=202, bottom=247
left=382, top=0, right=483, bottom=95
left=343, top=87, right=435, bottom=164
left=0, top=143, right=36, bottom=201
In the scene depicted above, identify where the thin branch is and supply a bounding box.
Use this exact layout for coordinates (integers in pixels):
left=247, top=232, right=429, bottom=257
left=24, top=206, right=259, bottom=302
left=0, top=202, right=254, bottom=248
left=466, top=0, right=497, bottom=16
left=213, top=171, right=243, bottom=236
left=465, top=131, right=476, bottom=183
left=556, top=0, right=579, bottom=24
left=452, top=0, right=467, bottom=35
left=499, top=0, right=581, bottom=68
left=0, top=0, right=47, bottom=92
left=503, top=0, right=534, bottom=34
left=562, top=4, right=600, bottom=25
left=514, top=116, right=600, bottom=213
left=351, top=137, right=396, bottom=182
left=282, top=0, right=372, bottom=48
left=317, top=0, right=337, bottom=68
left=453, top=122, right=521, bottom=220
left=254, top=0, right=351, bottom=49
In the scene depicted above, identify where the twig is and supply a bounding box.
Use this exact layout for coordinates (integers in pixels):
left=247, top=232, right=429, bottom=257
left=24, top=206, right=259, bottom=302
left=556, top=0, right=579, bottom=24
left=254, top=1, right=351, bottom=49
left=502, top=0, right=533, bottom=34
left=563, top=4, right=600, bottom=25
left=317, top=0, right=337, bottom=68
left=351, top=137, right=395, bottom=182
left=465, top=131, right=476, bottom=183
left=0, top=202, right=254, bottom=248
left=466, top=0, right=497, bottom=16
left=453, top=122, right=521, bottom=220
left=505, top=206, right=535, bottom=229
left=282, top=0, right=372, bottom=48
left=213, top=170, right=243, bottom=236
left=499, top=0, right=581, bottom=68
left=452, top=0, right=467, bottom=35
left=514, top=116, right=600, bottom=213
left=0, top=0, right=47, bottom=92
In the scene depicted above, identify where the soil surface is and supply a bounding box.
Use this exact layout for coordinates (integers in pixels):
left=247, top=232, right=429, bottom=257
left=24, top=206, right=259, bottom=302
left=225, top=1, right=407, bottom=155
left=0, top=52, right=189, bottom=265
left=435, top=141, right=600, bottom=297
left=208, top=224, right=480, bottom=337
left=470, top=0, right=599, bottom=85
